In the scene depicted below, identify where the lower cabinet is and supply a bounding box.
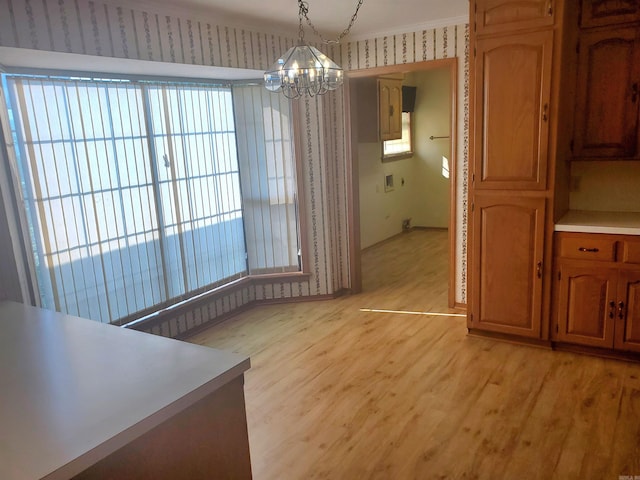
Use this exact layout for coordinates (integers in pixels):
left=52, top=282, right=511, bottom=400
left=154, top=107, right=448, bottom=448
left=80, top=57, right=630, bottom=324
left=554, top=232, right=640, bottom=353
left=469, top=195, right=546, bottom=337
left=615, top=270, right=640, bottom=352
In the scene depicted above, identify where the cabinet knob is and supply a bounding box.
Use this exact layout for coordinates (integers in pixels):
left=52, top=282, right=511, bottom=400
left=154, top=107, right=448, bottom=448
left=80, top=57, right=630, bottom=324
left=609, top=301, right=616, bottom=319
left=536, top=261, right=542, bottom=279
left=542, top=103, right=549, bottom=122
left=618, top=301, right=625, bottom=320
left=547, top=0, right=553, bottom=16
left=578, top=247, right=599, bottom=253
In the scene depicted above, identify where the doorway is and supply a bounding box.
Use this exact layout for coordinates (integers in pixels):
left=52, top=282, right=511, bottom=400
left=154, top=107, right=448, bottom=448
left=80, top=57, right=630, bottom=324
left=345, top=58, right=458, bottom=307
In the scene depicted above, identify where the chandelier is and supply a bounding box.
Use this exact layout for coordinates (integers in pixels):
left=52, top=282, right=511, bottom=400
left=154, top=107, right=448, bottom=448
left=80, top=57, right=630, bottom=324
left=264, top=0, right=365, bottom=99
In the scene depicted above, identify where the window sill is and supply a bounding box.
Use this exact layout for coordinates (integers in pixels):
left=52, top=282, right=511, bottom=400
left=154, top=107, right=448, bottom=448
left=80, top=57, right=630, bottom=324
left=248, top=271, right=312, bottom=284
left=382, top=151, right=414, bottom=162
left=123, top=271, right=311, bottom=329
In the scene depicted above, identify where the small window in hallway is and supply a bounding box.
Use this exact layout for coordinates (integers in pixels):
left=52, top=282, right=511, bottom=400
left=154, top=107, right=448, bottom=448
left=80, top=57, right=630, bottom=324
left=383, top=112, right=412, bottom=159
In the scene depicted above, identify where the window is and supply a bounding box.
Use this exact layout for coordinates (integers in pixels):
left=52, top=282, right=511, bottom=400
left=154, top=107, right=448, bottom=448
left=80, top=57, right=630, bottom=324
left=3, top=74, right=300, bottom=325
left=383, top=111, right=412, bottom=159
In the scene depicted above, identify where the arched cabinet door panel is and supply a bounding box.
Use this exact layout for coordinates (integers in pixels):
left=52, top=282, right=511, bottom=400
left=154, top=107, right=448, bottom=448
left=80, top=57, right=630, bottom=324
left=572, top=27, right=640, bottom=159
left=556, top=265, right=617, bottom=348
left=474, top=30, right=553, bottom=190
left=469, top=195, right=546, bottom=337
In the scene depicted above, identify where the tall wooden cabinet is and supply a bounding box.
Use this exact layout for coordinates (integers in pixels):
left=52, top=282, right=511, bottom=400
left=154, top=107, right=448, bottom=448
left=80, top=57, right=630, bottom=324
left=469, top=0, right=640, bottom=359
left=469, top=0, right=560, bottom=339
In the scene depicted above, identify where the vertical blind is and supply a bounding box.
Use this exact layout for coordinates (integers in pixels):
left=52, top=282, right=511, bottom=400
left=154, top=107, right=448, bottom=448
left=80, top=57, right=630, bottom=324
left=3, top=75, right=299, bottom=324
left=233, top=85, right=300, bottom=275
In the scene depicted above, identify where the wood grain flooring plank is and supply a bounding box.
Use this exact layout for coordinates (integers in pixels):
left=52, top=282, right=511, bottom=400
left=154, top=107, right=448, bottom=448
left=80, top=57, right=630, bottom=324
left=189, top=230, right=640, bottom=480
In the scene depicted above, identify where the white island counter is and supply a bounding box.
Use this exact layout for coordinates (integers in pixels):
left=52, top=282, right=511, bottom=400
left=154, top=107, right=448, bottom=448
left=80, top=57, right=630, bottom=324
left=0, top=301, right=251, bottom=480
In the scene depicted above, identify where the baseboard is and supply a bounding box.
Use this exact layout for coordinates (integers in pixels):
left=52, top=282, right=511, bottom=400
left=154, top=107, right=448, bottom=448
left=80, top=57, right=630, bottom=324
left=467, top=328, right=553, bottom=350
left=552, top=342, right=640, bottom=364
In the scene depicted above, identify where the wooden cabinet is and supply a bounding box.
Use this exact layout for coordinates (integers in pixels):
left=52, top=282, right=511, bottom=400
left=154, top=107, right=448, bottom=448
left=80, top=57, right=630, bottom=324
left=473, top=30, right=553, bottom=190
left=554, top=232, right=640, bottom=353
left=468, top=0, right=561, bottom=342
left=572, top=27, right=640, bottom=159
left=555, top=264, right=617, bottom=347
left=378, top=78, right=402, bottom=141
left=469, top=195, right=546, bottom=337
left=474, top=0, right=555, bottom=36
left=580, top=0, right=640, bottom=28
left=616, top=269, right=640, bottom=351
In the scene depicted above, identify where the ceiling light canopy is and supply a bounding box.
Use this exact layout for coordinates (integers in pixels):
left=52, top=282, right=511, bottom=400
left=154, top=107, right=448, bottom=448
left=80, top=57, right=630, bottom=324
left=264, top=0, right=364, bottom=100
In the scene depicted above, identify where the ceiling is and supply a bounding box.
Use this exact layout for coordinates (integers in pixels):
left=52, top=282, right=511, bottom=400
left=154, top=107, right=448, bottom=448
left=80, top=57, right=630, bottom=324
left=138, top=0, right=469, bottom=39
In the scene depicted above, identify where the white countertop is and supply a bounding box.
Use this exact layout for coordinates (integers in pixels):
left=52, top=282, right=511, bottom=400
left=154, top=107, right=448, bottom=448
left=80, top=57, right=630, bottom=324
left=0, top=301, right=250, bottom=480
left=555, top=210, right=640, bottom=235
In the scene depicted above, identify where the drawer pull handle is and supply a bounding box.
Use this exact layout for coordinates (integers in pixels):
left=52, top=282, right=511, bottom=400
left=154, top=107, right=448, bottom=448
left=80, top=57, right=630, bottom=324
left=578, top=247, right=599, bottom=253
left=609, top=301, right=616, bottom=319
left=619, top=301, right=625, bottom=320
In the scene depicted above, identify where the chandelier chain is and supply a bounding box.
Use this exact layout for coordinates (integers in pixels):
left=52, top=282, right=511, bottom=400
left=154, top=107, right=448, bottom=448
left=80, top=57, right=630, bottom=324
left=297, top=0, right=365, bottom=44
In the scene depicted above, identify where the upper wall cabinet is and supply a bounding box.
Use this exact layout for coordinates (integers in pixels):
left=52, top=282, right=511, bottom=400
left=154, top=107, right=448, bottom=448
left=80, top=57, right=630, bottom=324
left=474, top=0, right=555, bottom=36
left=378, top=79, right=403, bottom=141
left=572, top=27, right=640, bottom=159
left=580, top=0, right=640, bottom=28
left=474, top=30, right=553, bottom=190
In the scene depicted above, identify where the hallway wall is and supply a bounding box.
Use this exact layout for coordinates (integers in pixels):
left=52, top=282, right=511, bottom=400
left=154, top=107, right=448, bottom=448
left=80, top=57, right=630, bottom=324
left=411, top=67, right=451, bottom=228
left=357, top=67, right=452, bottom=250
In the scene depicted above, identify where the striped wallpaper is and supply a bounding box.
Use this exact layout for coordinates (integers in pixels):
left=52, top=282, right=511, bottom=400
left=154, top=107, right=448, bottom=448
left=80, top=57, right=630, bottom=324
left=0, top=0, right=468, bottom=337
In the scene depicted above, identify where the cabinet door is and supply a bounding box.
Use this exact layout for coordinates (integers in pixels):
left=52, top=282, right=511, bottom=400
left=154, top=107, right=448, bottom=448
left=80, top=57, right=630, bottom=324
left=469, top=195, right=545, bottom=337
left=474, top=31, right=553, bottom=190
left=475, top=0, right=554, bottom=36
left=573, top=27, right=640, bottom=159
left=378, top=79, right=402, bottom=141
left=580, top=0, right=640, bottom=28
left=556, top=264, right=617, bottom=348
left=614, top=270, right=640, bottom=352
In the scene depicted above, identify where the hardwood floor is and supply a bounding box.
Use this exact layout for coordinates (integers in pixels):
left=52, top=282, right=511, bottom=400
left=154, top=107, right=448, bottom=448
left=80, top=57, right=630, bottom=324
left=189, top=229, right=640, bottom=479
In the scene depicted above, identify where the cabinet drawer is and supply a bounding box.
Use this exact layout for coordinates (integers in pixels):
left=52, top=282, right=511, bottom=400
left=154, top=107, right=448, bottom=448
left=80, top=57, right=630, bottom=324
left=622, top=239, right=640, bottom=264
left=558, top=236, right=617, bottom=261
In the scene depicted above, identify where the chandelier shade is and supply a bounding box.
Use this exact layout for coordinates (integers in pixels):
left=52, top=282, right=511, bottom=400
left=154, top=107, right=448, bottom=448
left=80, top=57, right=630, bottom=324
left=264, top=44, right=343, bottom=99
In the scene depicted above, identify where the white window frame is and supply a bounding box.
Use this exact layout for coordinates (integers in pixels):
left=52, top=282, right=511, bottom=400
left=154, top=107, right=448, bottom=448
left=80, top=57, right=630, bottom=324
left=382, top=111, right=413, bottom=161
